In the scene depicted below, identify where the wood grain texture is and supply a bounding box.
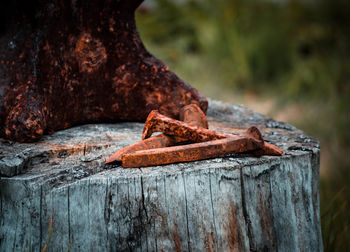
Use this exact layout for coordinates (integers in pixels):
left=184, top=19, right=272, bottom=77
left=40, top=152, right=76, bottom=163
left=0, top=99, right=322, bottom=251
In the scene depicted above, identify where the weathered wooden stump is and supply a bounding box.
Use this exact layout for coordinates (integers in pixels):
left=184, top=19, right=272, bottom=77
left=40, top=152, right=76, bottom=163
left=0, top=100, right=322, bottom=251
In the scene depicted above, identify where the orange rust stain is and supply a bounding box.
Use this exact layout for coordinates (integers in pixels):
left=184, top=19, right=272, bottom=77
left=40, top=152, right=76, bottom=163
left=171, top=221, right=182, bottom=252
left=63, top=122, right=71, bottom=128
left=111, top=103, right=119, bottom=112
left=35, top=128, right=43, bottom=135
left=74, top=33, right=107, bottom=73
left=227, top=203, right=241, bottom=252
left=259, top=193, right=272, bottom=241
left=205, top=232, right=216, bottom=252
left=152, top=65, right=158, bottom=73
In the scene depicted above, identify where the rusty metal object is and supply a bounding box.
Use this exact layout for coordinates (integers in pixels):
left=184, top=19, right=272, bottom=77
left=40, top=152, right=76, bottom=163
left=122, top=128, right=264, bottom=168
left=106, top=107, right=283, bottom=166
left=252, top=142, right=284, bottom=156
left=0, top=0, right=207, bottom=142
left=179, top=103, right=208, bottom=129
left=105, top=134, right=176, bottom=164
left=142, top=109, right=283, bottom=157
left=105, top=104, right=207, bottom=164
left=142, top=110, right=229, bottom=142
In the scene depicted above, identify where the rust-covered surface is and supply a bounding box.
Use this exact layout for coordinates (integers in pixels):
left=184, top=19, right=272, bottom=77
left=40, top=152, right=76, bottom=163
left=105, top=133, right=176, bottom=164
left=142, top=110, right=229, bottom=142
left=0, top=0, right=207, bottom=142
left=105, top=104, right=207, bottom=163
left=114, top=107, right=282, bottom=168
left=179, top=103, right=208, bottom=129
left=122, top=134, right=264, bottom=168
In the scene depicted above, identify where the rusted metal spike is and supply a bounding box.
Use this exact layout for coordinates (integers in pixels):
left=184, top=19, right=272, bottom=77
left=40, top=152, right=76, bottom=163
left=105, top=134, right=176, bottom=164
left=252, top=142, right=284, bottom=156
left=105, top=104, right=208, bottom=164
left=122, top=129, right=264, bottom=168
left=179, top=103, right=209, bottom=129
left=142, top=110, right=229, bottom=142
left=141, top=109, right=283, bottom=156
left=106, top=106, right=282, bottom=165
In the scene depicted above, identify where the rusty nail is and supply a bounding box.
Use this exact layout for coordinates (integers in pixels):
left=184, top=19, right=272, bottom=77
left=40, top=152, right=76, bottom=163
left=105, top=134, right=177, bottom=164
left=142, top=109, right=283, bottom=157
left=106, top=106, right=283, bottom=166
left=105, top=104, right=208, bottom=164
left=252, top=142, right=283, bottom=156
left=122, top=128, right=264, bottom=168
left=142, top=110, right=229, bottom=142
left=179, top=103, right=208, bottom=129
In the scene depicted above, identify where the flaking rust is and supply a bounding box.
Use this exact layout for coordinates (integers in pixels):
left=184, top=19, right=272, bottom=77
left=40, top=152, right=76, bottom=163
left=106, top=105, right=283, bottom=168
left=105, top=104, right=208, bottom=164
left=0, top=0, right=207, bottom=142
left=142, top=110, right=229, bottom=142
left=122, top=133, right=264, bottom=168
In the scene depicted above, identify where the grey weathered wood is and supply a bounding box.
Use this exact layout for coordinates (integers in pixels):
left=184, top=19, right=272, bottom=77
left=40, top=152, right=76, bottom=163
left=0, top=99, right=322, bottom=251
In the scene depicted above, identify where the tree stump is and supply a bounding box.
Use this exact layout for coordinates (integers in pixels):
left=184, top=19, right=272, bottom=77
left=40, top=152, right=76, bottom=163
left=0, top=100, right=322, bottom=251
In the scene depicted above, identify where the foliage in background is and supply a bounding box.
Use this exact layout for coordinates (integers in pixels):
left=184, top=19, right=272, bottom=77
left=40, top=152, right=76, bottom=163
left=136, top=0, right=350, bottom=250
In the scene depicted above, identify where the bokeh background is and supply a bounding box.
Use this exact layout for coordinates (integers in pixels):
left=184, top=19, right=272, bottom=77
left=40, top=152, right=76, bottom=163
left=136, top=0, right=350, bottom=250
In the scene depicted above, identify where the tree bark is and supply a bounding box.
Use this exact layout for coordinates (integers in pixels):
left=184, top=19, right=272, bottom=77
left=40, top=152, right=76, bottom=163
left=0, top=100, right=322, bottom=251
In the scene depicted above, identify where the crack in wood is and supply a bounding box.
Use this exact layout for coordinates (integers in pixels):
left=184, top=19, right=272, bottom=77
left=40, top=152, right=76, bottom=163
left=182, top=173, right=191, bottom=252
left=240, top=167, right=253, bottom=251
left=208, top=170, right=218, bottom=252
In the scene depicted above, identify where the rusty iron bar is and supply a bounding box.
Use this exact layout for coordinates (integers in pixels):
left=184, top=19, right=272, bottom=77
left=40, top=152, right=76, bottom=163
left=142, top=110, right=230, bottom=142
left=105, top=104, right=208, bottom=164
left=253, top=142, right=284, bottom=156
left=105, top=134, right=176, bottom=164
left=122, top=127, right=264, bottom=168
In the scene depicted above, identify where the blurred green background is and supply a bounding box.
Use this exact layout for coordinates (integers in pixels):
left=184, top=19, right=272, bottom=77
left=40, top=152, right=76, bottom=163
left=136, top=0, right=350, bottom=250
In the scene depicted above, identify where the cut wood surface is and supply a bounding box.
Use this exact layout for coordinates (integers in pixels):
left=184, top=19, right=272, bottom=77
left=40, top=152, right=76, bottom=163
left=0, top=99, right=322, bottom=251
